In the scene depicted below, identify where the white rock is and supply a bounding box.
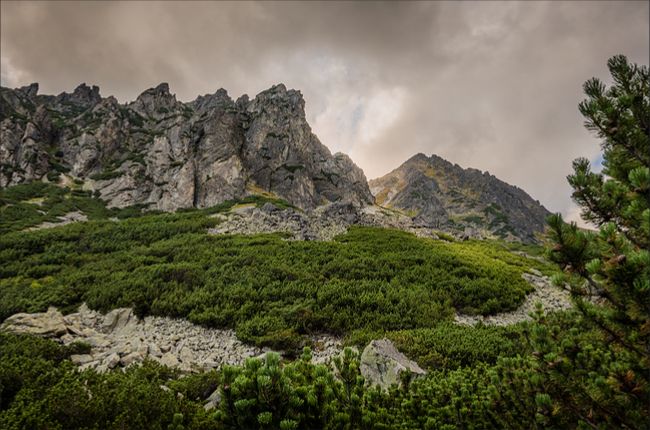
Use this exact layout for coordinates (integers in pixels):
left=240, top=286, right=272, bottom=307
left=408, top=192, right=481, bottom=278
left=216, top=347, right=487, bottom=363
left=1, top=307, right=67, bottom=338
left=104, top=353, right=120, bottom=369
left=71, top=354, right=95, bottom=365
left=120, top=352, right=144, bottom=367
left=360, top=339, right=426, bottom=390
left=160, top=353, right=179, bottom=368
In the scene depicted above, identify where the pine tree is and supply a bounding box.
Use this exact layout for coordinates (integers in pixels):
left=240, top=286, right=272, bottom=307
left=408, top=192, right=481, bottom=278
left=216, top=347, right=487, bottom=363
left=541, top=55, right=649, bottom=428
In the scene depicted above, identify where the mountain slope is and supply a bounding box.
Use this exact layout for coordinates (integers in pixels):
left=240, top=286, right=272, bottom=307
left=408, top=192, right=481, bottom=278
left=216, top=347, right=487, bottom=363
left=0, top=83, right=373, bottom=211
left=369, top=153, right=551, bottom=242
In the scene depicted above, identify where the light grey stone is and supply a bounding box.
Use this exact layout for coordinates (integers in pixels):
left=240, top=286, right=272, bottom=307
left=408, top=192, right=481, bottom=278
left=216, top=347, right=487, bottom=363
left=71, top=354, right=95, bottom=365
left=360, top=339, right=426, bottom=390
left=204, top=389, right=222, bottom=411
left=160, top=353, right=179, bottom=368
left=1, top=307, right=67, bottom=338
left=104, top=353, right=120, bottom=369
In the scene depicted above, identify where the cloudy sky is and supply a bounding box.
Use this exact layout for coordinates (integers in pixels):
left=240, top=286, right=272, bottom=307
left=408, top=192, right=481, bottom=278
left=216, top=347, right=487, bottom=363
left=1, top=1, right=648, bottom=223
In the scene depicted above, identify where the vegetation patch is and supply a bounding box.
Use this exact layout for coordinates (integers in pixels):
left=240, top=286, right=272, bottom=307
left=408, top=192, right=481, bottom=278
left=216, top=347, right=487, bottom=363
left=0, top=182, right=144, bottom=234
left=0, top=202, right=545, bottom=350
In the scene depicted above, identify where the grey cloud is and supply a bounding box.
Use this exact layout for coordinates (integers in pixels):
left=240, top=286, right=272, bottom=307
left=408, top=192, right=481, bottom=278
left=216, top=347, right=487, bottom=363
left=1, top=0, right=648, bottom=223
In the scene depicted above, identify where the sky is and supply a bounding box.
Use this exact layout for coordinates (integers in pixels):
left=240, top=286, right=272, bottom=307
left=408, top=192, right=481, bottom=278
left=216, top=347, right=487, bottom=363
left=1, top=1, right=648, bottom=225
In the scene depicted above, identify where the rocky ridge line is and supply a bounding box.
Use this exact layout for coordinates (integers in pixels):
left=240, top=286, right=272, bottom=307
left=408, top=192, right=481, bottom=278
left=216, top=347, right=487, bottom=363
left=0, top=82, right=373, bottom=211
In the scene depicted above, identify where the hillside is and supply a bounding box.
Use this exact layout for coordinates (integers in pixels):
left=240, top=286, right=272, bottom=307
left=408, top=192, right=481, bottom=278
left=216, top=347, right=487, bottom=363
left=0, top=83, right=372, bottom=211
left=370, top=153, right=551, bottom=242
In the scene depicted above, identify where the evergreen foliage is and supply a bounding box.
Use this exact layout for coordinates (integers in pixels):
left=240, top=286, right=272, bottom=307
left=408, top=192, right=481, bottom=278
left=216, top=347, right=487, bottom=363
left=537, top=54, right=650, bottom=428
left=0, top=207, right=544, bottom=350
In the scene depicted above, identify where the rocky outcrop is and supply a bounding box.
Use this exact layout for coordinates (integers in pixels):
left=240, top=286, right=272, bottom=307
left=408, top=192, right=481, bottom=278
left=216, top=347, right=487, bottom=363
left=360, top=339, right=426, bottom=390
left=0, top=304, right=343, bottom=373
left=370, top=153, right=551, bottom=243
left=0, top=83, right=373, bottom=211
left=1, top=307, right=68, bottom=337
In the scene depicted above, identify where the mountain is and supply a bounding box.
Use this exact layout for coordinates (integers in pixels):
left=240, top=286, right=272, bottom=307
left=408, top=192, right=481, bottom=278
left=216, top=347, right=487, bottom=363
left=369, top=153, right=551, bottom=242
left=1, top=82, right=551, bottom=243
left=0, top=82, right=373, bottom=211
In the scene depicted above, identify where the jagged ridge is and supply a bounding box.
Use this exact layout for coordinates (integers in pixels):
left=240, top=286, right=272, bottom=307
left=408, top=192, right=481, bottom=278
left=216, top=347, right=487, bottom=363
left=0, top=82, right=373, bottom=211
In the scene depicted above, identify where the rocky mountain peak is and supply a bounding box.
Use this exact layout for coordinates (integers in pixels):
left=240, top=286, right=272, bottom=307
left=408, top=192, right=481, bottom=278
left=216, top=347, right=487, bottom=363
left=18, top=82, right=39, bottom=98
left=191, top=88, right=234, bottom=113
left=370, top=153, right=551, bottom=242
left=247, top=83, right=305, bottom=117
left=53, top=83, right=102, bottom=108
left=72, top=83, right=101, bottom=105
left=406, top=152, right=429, bottom=163
left=130, top=82, right=178, bottom=115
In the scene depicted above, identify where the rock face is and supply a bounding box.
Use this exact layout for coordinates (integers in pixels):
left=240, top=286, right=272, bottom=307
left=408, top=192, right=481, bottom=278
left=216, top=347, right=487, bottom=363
left=0, top=83, right=373, bottom=211
left=360, top=339, right=426, bottom=390
left=0, top=303, right=343, bottom=373
left=369, top=153, right=551, bottom=243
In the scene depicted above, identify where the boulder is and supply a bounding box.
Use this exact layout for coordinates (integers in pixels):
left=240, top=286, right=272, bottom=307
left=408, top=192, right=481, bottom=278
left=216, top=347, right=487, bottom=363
left=159, top=352, right=179, bottom=368
left=101, top=308, right=138, bottom=334
left=360, top=339, right=426, bottom=390
left=120, top=351, right=144, bottom=367
left=104, top=353, right=121, bottom=369
left=1, top=307, right=67, bottom=338
left=70, top=354, right=95, bottom=365
left=204, top=389, right=222, bottom=411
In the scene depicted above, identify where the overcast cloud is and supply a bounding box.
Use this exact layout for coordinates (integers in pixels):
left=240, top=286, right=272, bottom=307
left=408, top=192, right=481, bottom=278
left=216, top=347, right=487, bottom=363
left=1, top=1, right=648, bottom=224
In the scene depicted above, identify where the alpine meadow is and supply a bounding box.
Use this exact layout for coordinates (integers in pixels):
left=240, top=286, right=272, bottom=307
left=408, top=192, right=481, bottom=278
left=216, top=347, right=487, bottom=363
left=0, top=2, right=648, bottom=429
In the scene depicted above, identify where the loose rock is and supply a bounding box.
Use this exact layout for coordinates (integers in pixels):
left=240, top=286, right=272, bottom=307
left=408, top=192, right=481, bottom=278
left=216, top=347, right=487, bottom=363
left=360, top=339, right=426, bottom=390
left=1, top=307, right=68, bottom=338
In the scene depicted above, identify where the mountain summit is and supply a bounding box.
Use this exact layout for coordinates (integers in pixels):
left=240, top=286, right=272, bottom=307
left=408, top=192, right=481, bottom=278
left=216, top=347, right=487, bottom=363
left=369, top=153, right=551, bottom=242
left=0, top=83, right=373, bottom=211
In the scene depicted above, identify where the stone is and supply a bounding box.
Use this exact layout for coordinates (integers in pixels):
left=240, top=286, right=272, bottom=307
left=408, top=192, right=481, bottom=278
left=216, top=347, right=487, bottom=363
left=67, top=324, right=85, bottom=336
left=0, top=304, right=280, bottom=374
left=101, top=308, right=137, bottom=334
left=60, top=334, right=75, bottom=344
left=120, top=352, right=144, bottom=367
left=204, top=389, right=222, bottom=411
left=104, top=353, right=120, bottom=369
left=160, top=353, right=179, bottom=368
left=70, top=354, right=95, bottom=365
left=201, top=360, right=218, bottom=370
left=1, top=307, right=67, bottom=338
left=86, top=334, right=111, bottom=348
left=360, top=339, right=426, bottom=390
left=179, top=346, right=195, bottom=364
